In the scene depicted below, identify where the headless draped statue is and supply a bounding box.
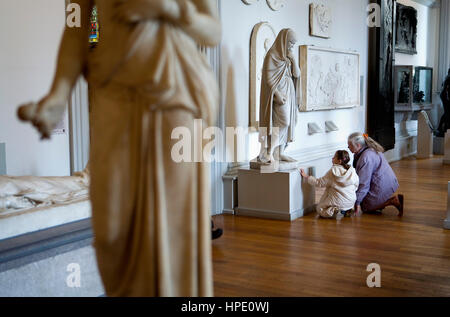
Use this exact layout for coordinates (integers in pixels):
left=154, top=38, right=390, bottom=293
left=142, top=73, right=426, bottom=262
left=258, top=28, right=300, bottom=164
left=17, top=0, right=221, bottom=297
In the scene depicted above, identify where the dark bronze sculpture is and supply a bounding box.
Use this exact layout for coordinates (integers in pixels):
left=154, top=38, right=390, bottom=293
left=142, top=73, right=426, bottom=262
left=437, top=68, right=450, bottom=137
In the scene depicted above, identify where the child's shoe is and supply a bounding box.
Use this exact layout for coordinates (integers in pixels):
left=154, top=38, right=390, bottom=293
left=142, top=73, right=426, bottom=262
left=340, top=209, right=353, bottom=217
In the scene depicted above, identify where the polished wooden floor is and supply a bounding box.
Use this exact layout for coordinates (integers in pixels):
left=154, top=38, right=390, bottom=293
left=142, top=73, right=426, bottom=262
left=212, top=156, right=450, bottom=296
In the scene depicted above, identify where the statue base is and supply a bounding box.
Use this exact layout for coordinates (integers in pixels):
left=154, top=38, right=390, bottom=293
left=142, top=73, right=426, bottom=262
left=249, top=158, right=302, bottom=172
left=444, top=130, right=450, bottom=164
left=236, top=167, right=315, bottom=221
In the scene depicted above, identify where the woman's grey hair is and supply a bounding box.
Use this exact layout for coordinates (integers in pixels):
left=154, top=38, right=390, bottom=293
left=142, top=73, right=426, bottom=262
left=348, top=132, right=385, bottom=153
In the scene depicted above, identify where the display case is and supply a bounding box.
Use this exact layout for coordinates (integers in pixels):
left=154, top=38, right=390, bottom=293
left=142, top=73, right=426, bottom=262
left=413, top=66, right=433, bottom=104
left=395, top=65, right=413, bottom=109
left=395, top=65, right=433, bottom=112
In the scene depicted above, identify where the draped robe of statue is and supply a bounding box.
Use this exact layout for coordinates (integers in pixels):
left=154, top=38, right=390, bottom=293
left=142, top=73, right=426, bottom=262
left=17, top=0, right=219, bottom=297
left=258, top=29, right=300, bottom=162
left=87, top=0, right=217, bottom=297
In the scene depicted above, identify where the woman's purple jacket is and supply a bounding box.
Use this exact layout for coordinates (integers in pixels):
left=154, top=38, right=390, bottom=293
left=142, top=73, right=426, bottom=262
left=353, top=147, right=399, bottom=211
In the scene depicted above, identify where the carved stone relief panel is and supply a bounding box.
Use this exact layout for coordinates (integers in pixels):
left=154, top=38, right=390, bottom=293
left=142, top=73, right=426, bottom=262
left=309, top=3, right=332, bottom=39
left=299, top=46, right=360, bottom=111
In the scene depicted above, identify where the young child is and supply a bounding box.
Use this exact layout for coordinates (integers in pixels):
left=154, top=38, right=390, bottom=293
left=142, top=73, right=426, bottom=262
left=300, top=150, right=359, bottom=219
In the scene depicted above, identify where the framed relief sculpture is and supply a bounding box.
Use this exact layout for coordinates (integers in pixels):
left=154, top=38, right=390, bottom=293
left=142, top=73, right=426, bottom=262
left=395, top=2, right=417, bottom=55
left=413, top=66, right=433, bottom=104
left=394, top=65, right=413, bottom=109
left=299, top=45, right=360, bottom=111
left=309, top=3, right=332, bottom=39
left=394, top=65, right=433, bottom=111
left=249, top=22, right=276, bottom=127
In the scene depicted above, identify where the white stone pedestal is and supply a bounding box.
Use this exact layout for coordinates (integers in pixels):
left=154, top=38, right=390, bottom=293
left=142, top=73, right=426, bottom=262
left=444, top=131, right=450, bottom=165
left=236, top=167, right=315, bottom=221
left=417, top=111, right=433, bottom=159
left=222, top=174, right=238, bottom=214
left=444, top=182, right=450, bottom=230
left=434, top=137, right=444, bottom=155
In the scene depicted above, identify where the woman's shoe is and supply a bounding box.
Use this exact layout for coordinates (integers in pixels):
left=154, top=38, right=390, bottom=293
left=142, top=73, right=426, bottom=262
left=211, top=219, right=223, bottom=240
left=212, top=228, right=223, bottom=240
left=386, top=194, right=404, bottom=217
left=397, top=194, right=404, bottom=217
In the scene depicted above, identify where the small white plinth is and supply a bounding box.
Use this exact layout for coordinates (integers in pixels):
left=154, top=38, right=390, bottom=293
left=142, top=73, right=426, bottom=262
left=445, top=181, right=450, bottom=230
left=417, top=111, right=433, bottom=159
left=236, top=167, right=315, bottom=221
left=434, top=136, right=444, bottom=155
left=222, top=174, right=238, bottom=214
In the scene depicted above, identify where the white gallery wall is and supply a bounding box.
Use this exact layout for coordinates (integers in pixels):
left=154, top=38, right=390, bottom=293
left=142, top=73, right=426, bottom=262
left=220, top=0, right=369, bottom=177
left=0, top=0, right=70, bottom=176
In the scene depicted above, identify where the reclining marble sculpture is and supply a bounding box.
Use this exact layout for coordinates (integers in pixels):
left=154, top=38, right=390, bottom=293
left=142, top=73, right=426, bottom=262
left=0, top=167, right=89, bottom=211
left=256, top=28, right=301, bottom=168
left=16, top=0, right=221, bottom=297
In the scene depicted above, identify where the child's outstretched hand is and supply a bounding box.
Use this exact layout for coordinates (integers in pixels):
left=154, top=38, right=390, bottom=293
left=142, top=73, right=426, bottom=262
left=300, top=168, right=308, bottom=178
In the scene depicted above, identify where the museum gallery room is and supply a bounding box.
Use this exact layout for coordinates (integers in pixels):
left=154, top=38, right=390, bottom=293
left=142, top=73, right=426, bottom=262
left=0, top=0, right=450, bottom=298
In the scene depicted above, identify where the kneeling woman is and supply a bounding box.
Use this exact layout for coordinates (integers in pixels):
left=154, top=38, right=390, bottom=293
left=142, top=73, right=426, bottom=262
left=347, top=133, right=404, bottom=216
left=300, top=150, right=359, bottom=218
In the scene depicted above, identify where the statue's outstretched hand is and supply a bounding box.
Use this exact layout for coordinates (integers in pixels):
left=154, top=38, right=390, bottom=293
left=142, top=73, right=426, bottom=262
left=17, top=95, right=66, bottom=140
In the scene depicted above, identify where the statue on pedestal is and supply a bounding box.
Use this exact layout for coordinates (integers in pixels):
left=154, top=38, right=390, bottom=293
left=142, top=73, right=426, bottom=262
left=437, top=68, right=450, bottom=137
left=256, top=28, right=301, bottom=166
left=17, top=0, right=220, bottom=297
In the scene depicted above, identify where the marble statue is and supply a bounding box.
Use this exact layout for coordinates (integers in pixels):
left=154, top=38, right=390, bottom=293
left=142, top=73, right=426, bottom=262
left=17, top=0, right=220, bottom=297
left=257, top=28, right=300, bottom=164
left=0, top=168, right=89, bottom=211
left=438, top=68, right=450, bottom=137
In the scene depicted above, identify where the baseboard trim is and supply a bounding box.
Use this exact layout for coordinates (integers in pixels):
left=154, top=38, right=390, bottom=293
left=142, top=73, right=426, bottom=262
left=236, top=206, right=314, bottom=221
left=222, top=209, right=235, bottom=215
left=0, top=218, right=93, bottom=272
